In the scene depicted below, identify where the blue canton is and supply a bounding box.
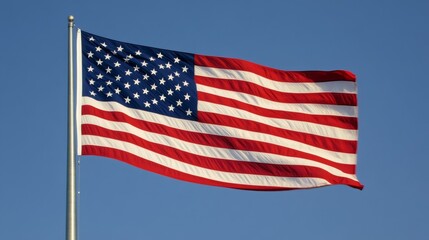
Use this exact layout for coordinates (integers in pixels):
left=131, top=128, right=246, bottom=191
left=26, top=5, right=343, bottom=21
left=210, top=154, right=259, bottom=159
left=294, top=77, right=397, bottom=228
left=81, top=31, right=197, bottom=120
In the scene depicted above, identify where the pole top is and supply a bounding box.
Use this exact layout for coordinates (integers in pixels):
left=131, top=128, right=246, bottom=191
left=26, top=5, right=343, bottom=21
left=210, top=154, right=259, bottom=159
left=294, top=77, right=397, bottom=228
left=68, top=15, right=74, bottom=22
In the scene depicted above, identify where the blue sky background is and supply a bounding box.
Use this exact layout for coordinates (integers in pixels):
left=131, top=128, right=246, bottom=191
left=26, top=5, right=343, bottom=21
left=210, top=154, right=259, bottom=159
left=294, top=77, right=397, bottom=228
left=1, top=1, right=428, bottom=239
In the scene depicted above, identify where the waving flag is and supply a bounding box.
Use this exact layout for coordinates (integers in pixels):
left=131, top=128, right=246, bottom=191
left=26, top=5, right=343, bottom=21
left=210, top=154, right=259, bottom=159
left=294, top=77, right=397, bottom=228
left=76, top=29, right=362, bottom=190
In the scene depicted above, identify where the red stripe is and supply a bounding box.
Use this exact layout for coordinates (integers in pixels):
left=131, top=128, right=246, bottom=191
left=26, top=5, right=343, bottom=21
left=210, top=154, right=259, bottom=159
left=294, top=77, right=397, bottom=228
left=82, top=145, right=304, bottom=191
left=195, top=76, right=357, bottom=106
left=198, top=111, right=357, bottom=154
left=82, top=105, right=357, bottom=174
left=195, top=54, right=356, bottom=83
left=199, top=92, right=358, bottom=130
left=82, top=124, right=362, bottom=189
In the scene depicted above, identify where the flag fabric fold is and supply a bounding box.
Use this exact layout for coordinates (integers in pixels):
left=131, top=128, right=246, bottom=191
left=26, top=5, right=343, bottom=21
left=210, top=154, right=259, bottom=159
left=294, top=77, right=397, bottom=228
left=76, top=29, right=363, bottom=190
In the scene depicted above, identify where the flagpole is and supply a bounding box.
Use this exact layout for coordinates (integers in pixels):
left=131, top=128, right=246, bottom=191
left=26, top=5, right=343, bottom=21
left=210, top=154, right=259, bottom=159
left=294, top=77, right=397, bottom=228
left=66, top=15, right=77, bottom=240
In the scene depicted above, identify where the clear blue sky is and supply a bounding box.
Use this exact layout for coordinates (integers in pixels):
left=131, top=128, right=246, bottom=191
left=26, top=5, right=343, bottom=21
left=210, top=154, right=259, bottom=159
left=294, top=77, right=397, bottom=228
left=1, top=1, right=428, bottom=239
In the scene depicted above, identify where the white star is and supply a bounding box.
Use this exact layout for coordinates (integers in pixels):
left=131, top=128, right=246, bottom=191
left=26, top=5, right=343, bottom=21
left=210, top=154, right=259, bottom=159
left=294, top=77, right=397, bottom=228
left=115, top=88, right=121, bottom=94
left=186, top=109, right=192, bottom=116
left=133, top=92, right=140, bottom=99
left=150, top=69, right=157, bottom=75
left=124, top=96, right=131, bottom=103
left=149, top=57, right=156, bottom=62
left=95, top=46, right=102, bottom=52
left=124, top=57, right=130, bottom=63
left=134, top=79, right=141, bottom=85
left=87, top=51, right=94, bottom=58
left=134, top=65, right=140, bottom=71
left=184, top=93, right=190, bottom=100
left=124, top=82, right=131, bottom=89
left=106, top=92, right=113, bottom=97
left=87, top=66, right=94, bottom=72
left=97, top=73, right=103, bottom=79
left=89, top=79, right=95, bottom=85
left=98, top=85, right=104, bottom=92
left=141, top=61, right=148, bottom=67
left=114, top=61, right=121, bottom=67
left=158, top=64, right=165, bottom=69
left=159, top=78, right=166, bottom=85
left=135, top=50, right=142, bottom=56
left=142, top=88, right=149, bottom=95
left=174, top=57, right=180, bottom=63
left=174, top=71, right=180, bottom=77
left=175, top=84, right=181, bottom=91
left=106, top=80, right=113, bottom=86
left=168, top=74, right=174, bottom=80
left=117, top=45, right=124, bottom=52
left=168, top=105, right=175, bottom=111
left=176, top=99, right=183, bottom=106
left=157, top=52, right=163, bottom=59
left=151, top=83, right=157, bottom=90
left=115, top=75, right=121, bottom=81
left=165, top=62, right=172, bottom=69
left=96, top=59, right=103, bottom=65
left=101, top=42, right=107, bottom=48
left=104, top=54, right=111, bottom=60
left=182, top=81, right=189, bottom=87
left=167, top=89, right=174, bottom=95
left=142, top=74, right=149, bottom=80
left=160, top=94, right=166, bottom=101
left=90, top=91, right=96, bottom=96
left=144, top=101, right=151, bottom=108
left=125, top=69, right=132, bottom=76
left=127, top=54, right=133, bottom=59
left=182, top=66, right=188, bottom=72
left=106, top=67, right=112, bottom=73
left=152, top=98, right=158, bottom=105
left=112, top=50, right=117, bottom=55
left=89, top=36, right=95, bottom=41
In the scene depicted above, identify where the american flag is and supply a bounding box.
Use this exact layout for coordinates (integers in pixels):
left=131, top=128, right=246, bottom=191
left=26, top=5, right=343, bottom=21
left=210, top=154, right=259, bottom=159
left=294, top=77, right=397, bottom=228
left=77, top=29, right=363, bottom=190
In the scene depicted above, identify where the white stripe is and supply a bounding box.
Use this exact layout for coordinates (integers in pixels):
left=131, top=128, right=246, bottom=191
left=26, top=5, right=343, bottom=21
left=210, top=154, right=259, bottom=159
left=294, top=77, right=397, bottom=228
left=82, top=135, right=332, bottom=188
left=195, top=66, right=357, bottom=94
left=197, top=84, right=358, bottom=117
left=80, top=97, right=357, bottom=164
left=199, top=101, right=357, bottom=141
left=81, top=114, right=358, bottom=181
left=76, top=29, right=83, bottom=155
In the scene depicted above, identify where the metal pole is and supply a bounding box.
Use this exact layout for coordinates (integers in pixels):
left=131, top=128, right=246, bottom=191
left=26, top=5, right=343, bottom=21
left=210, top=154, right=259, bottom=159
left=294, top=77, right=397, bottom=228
left=66, top=15, right=77, bottom=240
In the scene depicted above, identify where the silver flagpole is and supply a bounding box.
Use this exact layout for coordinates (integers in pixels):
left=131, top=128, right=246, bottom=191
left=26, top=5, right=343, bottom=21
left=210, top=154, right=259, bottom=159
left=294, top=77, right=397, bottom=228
left=66, top=15, right=77, bottom=240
